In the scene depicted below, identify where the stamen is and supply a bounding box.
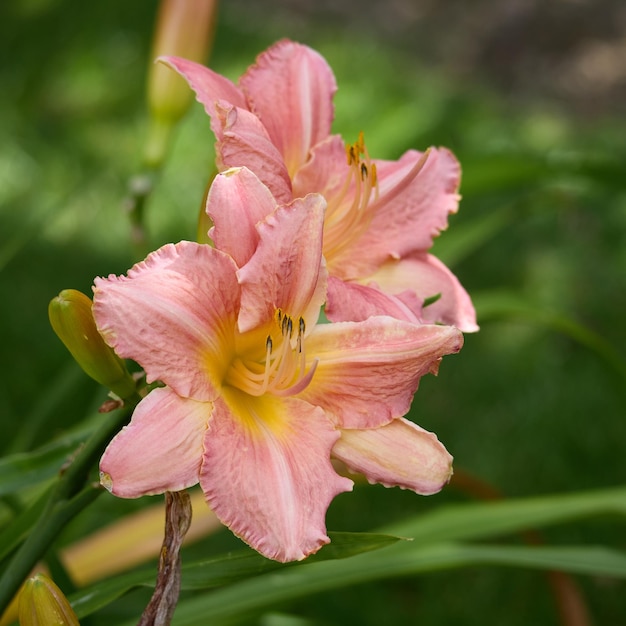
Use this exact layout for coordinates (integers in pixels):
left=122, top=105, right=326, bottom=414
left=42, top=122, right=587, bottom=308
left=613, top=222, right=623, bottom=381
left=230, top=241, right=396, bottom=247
left=273, top=359, right=319, bottom=397
left=298, top=316, right=306, bottom=374
left=370, top=162, right=378, bottom=190
left=325, top=131, right=380, bottom=258
left=226, top=310, right=316, bottom=398
left=259, top=335, right=273, bottom=394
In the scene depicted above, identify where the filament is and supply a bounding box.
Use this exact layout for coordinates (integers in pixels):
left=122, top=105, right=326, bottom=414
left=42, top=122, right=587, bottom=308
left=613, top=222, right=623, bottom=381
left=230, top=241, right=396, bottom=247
left=225, top=310, right=315, bottom=397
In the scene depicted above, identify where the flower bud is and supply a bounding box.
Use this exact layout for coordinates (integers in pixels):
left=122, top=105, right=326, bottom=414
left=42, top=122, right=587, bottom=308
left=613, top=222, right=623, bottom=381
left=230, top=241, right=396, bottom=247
left=18, top=574, right=79, bottom=626
left=144, top=0, right=218, bottom=167
left=48, top=289, right=136, bottom=399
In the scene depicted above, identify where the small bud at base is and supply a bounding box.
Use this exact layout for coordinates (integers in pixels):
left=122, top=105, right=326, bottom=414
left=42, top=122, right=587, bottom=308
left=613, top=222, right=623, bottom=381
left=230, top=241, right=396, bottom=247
left=18, top=574, right=79, bottom=626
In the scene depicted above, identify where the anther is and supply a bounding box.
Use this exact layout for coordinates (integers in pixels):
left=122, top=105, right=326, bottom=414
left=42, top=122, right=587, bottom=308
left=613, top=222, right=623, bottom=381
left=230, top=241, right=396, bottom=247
left=357, top=130, right=365, bottom=153
left=346, top=144, right=357, bottom=166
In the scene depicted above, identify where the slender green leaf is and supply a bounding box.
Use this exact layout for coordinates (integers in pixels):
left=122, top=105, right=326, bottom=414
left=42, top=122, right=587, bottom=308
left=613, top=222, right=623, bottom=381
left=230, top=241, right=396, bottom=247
left=70, top=532, right=402, bottom=619
left=384, top=484, right=626, bottom=543
left=74, top=486, right=626, bottom=621
left=0, top=488, right=50, bottom=563
left=0, top=425, right=95, bottom=497
left=90, top=487, right=626, bottom=624
left=71, top=567, right=154, bottom=620
left=151, top=543, right=626, bottom=625
left=256, top=613, right=319, bottom=626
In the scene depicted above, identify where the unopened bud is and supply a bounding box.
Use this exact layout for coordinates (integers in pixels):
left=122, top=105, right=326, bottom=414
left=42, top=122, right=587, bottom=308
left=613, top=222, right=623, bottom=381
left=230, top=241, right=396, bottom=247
left=144, top=0, right=218, bottom=167
left=48, top=289, right=136, bottom=399
left=18, top=574, right=79, bottom=626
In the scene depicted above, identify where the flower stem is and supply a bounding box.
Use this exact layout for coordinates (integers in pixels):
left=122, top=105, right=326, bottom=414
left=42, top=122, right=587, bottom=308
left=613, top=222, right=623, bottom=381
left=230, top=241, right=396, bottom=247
left=0, top=393, right=142, bottom=613
left=124, top=170, right=159, bottom=261
left=138, top=491, right=192, bottom=626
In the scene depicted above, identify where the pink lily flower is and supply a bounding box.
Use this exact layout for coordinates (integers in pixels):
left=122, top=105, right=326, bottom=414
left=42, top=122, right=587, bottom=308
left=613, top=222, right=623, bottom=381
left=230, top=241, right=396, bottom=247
left=160, top=39, right=478, bottom=332
left=93, top=178, right=463, bottom=562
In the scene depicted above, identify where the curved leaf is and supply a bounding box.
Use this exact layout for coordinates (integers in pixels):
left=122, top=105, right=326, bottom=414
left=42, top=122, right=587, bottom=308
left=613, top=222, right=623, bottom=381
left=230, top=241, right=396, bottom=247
left=0, top=425, right=95, bottom=497
left=142, top=543, right=626, bottom=625
left=70, top=532, right=402, bottom=619
left=383, top=484, right=626, bottom=542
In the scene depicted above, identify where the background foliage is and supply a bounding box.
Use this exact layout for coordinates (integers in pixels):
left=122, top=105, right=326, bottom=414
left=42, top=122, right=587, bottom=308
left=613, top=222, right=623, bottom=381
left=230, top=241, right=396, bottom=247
left=1, top=1, right=625, bottom=624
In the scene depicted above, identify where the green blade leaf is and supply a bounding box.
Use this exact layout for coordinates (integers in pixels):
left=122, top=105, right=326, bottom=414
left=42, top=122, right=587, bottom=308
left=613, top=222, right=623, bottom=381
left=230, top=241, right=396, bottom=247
left=0, top=426, right=95, bottom=497
left=73, top=486, right=626, bottom=622
left=143, top=543, right=626, bottom=626
left=95, top=484, right=624, bottom=624
left=0, top=488, right=50, bottom=563
left=384, top=484, right=626, bottom=543
left=70, top=532, right=402, bottom=619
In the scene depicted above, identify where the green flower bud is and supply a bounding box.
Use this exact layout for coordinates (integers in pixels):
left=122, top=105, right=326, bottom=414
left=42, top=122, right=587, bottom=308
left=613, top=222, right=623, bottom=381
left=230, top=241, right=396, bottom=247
left=48, top=289, right=136, bottom=399
left=18, top=574, right=79, bottom=626
left=144, top=0, right=218, bottom=167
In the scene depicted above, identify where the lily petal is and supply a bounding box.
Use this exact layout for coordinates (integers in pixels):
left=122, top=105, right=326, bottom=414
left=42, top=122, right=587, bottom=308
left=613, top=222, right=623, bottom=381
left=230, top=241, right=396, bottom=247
left=158, top=56, right=247, bottom=127
left=325, top=275, right=422, bottom=324
left=333, top=417, right=453, bottom=494
left=291, top=134, right=346, bottom=200
left=240, top=40, right=337, bottom=177
left=237, top=193, right=327, bottom=333
left=302, top=318, right=463, bottom=429
left=367, top=253, right=479, bottom=332
left=200, top=393, right=352, bottom=562
left=100, top=387, right=208, bottom=497
left=93, top=242, right=239, bottom=401
left=207, top=167, right=277, bottom=267
left=334, top=147, right=461, bottom=279
left=214, top=103, right=293, bottom=204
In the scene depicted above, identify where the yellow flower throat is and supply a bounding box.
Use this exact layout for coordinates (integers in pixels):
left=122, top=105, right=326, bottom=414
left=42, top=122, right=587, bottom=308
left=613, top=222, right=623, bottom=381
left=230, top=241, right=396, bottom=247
left=225, top=308, right=317, bottom=398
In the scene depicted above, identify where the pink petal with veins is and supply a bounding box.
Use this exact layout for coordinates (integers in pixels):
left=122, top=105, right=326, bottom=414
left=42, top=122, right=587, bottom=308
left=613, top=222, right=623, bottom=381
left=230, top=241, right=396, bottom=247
left=240, top=40, right=337, bottom=177
left=100, top=388, right=208, bottom=497
left=200, top=392, right=351, bottom=562
left=333, top=417, right=453, bottom=494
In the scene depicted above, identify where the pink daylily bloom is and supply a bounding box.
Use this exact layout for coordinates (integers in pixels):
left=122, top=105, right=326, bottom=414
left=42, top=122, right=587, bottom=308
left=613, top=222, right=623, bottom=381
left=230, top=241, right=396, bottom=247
left=94, top=183, right=462, bottom=562
left=160, top=39, right=478, bottom=332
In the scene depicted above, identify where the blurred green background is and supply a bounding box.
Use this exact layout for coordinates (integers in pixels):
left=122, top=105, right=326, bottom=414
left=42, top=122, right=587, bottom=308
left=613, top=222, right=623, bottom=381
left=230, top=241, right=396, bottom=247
left=1, top=0, right=625, bottom=624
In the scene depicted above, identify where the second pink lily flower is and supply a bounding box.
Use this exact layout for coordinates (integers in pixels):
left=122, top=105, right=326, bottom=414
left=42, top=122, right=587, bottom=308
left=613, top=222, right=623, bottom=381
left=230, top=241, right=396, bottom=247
left=161, top=39, right=478, bottom=332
